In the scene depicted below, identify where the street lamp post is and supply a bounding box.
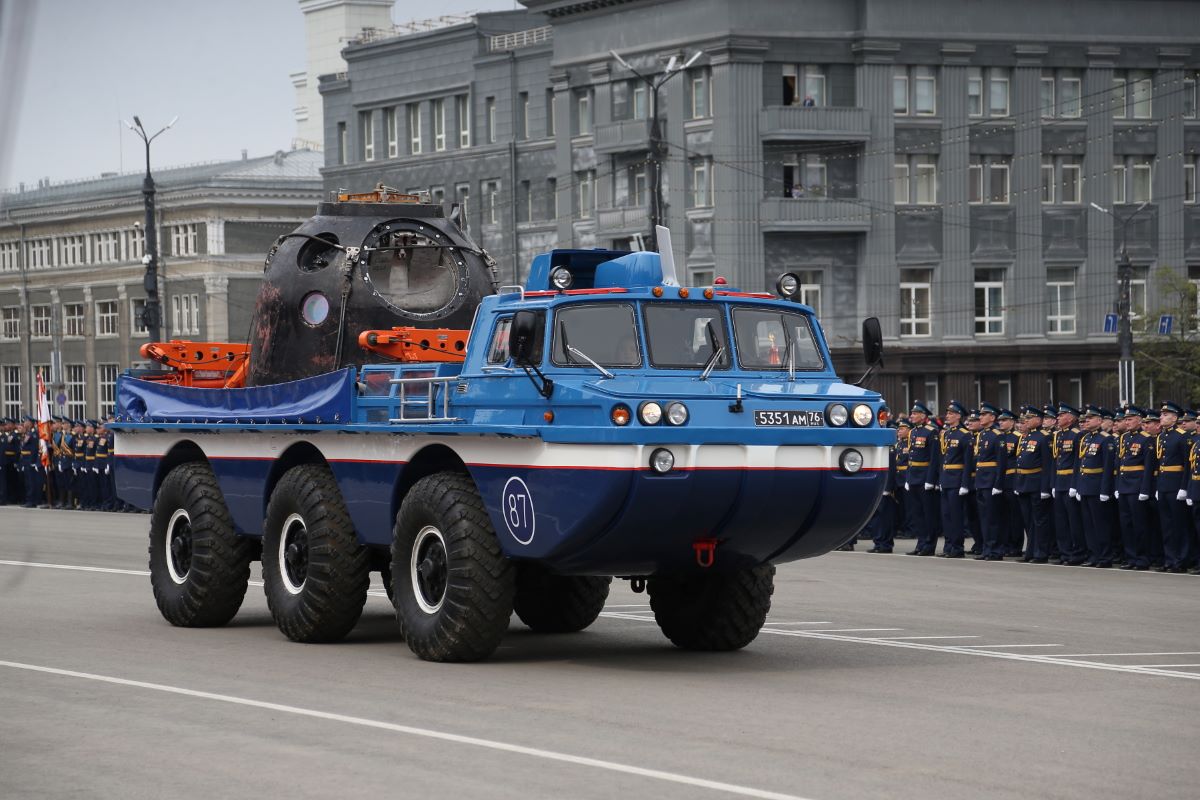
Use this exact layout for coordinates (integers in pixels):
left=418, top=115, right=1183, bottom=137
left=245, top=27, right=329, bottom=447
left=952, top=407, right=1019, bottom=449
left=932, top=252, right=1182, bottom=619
left=609, top=49, right=702, bottom=252
left=124, top=115, right=177, bottom=347
left=1091, top=200, right=1150, bottom=406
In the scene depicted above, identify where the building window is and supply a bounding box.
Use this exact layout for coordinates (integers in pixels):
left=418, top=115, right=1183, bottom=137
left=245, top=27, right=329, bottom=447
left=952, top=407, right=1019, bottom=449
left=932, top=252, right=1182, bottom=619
left=92, top=231, right=119, bottom=263
left=95, top=300, right=119, bottom=337
left=1132, top=160, right=1153, bottom=203
left=125, top=228, right=144, bottom=261
left=547, top=177, right=558, bottom=220
left=0, top=241, right=18, bottom=271
left=688, top=68, right=710, bottom=119
left=482, top=180, right=500, bottom=225
left=689, top=158, right=712, bottom=208
left=131, top=298, right=148, bottom=336
left=1046, top=267, right=1077, bottom=334
left=455, top=183, right=470, bottom=234
left=430, top=186, right=445, bottom=205
left=1189, top=265, right=1200, bottom=324
left=1113, top=71, right=1153, bottom=119
left=974, top=269, right=1005, bottom=335
left=1111, top=77, right=1127, bottom=119
left=1, top=306, right=19, bottom=340
left=576, top=170, right=595, bottom=218
left=632, top=83, right=647, bottom=119
left=970, top=157, right=1009, bottom=204
left=573, top=91, right=590, bottom=136
left=65, top=364, right=86, bottom=420
left=27, top=238, right=52, bottom=269
left=170, top=294, right=199, bottom=336
left=797, top=270, right=822, bottom=317
left=893, top=69, right=909, bottom=115
left=1061, top=77, right=1082, bottom=118
left=63, top=303, right=85, bottom=338
left=783, top=64, right=826, bottom=107
left=923, top=379, right=940, bottom=415
left=1041, top=71, right=1081, bottom=118
left=1039, top=77, right=1054, bottom=118
left=360, top=110, right=374, bottom=160
left=433, top=99, right=446, bottom=151
left=989, top=70, right=1010, bottom=117
left=97, top=363, right=120, bottom=417
left=893, top=163, right=910, bottom=204
left=1130, top=273, right=1147, bottom=320
left=31, top=304, right=51, bottom=339
left=457, top=95, right=470, bottom=147
left=171, top=224, right=197, bottom=257
left=914, top=155, right=938, bottom=204
left=517, top=93, right=529, bottom=140
left=914, top=66, right=937, bottom=116
left=900, top=269, right=932, bottom=337
left=628, top=165, right=647, bottom=207
left=1184, top=78, right=1197, bottom=120
left=337, top=122, right=347, bottom=165
left=517, top=180, right=531, bottom=223
left=1061, top=162, right=1082, bottom=204
left=969, top=68, right=1008, bottom=117
left=997, top=379, right=1013, bottom=410
left=1186, top=163, right=1196, bottom=204
left=1112, top=163, right=1127, bottom=204
left=969, top=72, right=984, bottom=117
left=408, top=103, right=422, bottom=154
left=1041, top=160, right=1055, bottom=204
left=545, top=88, right=556, bottom=136
left=2, top=365, right=20, bottom=419
left=385, top=107, right=398, bottom=158
left=60, top=235, right=85, bottom=266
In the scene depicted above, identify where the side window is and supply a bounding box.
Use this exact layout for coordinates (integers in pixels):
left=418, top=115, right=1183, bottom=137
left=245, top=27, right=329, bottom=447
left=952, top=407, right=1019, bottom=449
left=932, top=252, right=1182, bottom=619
left=487, top=317, right=512, bottom=363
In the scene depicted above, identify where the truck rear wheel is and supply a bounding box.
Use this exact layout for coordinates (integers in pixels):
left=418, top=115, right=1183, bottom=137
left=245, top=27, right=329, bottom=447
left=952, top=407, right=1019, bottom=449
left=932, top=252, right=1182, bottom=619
left=391, top=471, right=514, bottom=662
left=514, top=566, right=611, bottom=633
left=262, top=464, right=370, bottom=643
left=149, top=462, right=252, bottom=627
left=648, top=565, right=775, bottom=651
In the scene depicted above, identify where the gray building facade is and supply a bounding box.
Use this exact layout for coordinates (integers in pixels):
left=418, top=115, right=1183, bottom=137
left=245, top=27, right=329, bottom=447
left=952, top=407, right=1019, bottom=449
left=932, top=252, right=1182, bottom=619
left=321, top=0, right=1200, bottom=409
left=0, top=150, right=322, bottom=419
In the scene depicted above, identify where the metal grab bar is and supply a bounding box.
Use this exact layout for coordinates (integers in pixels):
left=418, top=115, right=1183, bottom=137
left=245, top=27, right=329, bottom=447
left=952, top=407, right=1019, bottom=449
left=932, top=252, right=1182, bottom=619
left=387, top=374, right=461, bottom=423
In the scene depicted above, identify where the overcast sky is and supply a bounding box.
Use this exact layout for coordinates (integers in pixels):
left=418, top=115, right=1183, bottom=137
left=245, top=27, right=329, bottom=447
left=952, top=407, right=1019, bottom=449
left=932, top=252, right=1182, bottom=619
left=1, top=0, right=518, bottom=190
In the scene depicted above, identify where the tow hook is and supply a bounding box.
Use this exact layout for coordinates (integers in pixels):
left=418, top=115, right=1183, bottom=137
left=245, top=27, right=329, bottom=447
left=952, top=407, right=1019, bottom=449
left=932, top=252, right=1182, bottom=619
left=630, top=577, right=646, bottom=593
left=693, top=538, right=718, bottom=568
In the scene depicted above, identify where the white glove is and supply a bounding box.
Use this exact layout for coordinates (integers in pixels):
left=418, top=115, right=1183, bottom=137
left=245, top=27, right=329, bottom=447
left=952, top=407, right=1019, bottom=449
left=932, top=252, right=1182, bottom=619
left=991, top=488, right=1002, bottom=496
left=1100, top=494, right=1110, bottom=502
left=1155, top=491, right=1160, bottom=500
left=1138, top=493, right=1149, bottom=501
left=105, top=466, right=110, bottom=475
left=1075, top=492, right=1083, bottom=502
left=1052, top=488, right=1057, bottom=499
left=1068, top=487, right=1077, bottom=498
left=1189, top=499, right=1194, bottom=507
left=1114, top=490, right=1120, bottom=499
left=924, top=483, right=934, bottom=491
left=958, top=487, right=969, bottom=496
left=1040, top=492, right=1051, bottom=500
left=1177, top=489, right=1188, bottom=502
left=904, top=482, right=911, bottom=492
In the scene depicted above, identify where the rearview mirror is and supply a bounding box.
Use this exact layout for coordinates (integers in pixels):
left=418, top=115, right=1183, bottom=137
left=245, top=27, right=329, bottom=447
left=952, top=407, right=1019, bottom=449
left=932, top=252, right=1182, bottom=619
left=861, top=317, right=883, bottom=366
left=510, top=311, right=540, bottom=365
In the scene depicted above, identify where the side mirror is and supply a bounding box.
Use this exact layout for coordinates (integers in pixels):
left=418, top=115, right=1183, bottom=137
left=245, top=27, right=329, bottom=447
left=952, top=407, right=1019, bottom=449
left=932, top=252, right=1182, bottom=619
left=509, top=311, right=540, bottom=365
left=861, top=317, right=883, bottom=367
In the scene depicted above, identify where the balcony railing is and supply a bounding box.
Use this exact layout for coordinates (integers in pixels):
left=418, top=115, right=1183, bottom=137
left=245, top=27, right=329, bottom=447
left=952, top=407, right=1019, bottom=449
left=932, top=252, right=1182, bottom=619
left=759, top=106, right=871, bottom=141
left=759, top=197, right=873, bottom=232
left=596, top=204, right=650, bottom=234
left=594, top=118, right=650, bottom=154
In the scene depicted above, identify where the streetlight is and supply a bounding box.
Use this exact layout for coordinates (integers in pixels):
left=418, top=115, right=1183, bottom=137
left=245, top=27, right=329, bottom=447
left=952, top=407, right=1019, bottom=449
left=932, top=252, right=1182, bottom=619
left=609, top=49, right=703, bottom=252
left=1091, top=199, right=1150, bottom=405
left=123, top=115, right=177, bottom=346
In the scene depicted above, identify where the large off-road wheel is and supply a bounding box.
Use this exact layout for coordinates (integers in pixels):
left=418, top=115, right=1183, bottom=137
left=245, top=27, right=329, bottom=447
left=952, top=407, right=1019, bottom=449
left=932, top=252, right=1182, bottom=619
left=514, top=566, right=611, bottom=633
left=648, top=565, right=775, bottom=651
left=391, top=471, right=515, bottom=662
left=261, top=464, right=369, bottom=643
left=149, top=462, right=253, bottom=627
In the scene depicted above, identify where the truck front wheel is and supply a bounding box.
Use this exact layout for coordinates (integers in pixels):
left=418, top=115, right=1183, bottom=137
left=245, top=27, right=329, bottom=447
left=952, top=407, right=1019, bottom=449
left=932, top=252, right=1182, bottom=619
left=262, top=464, right=370, bottom=643
left=392, top=472, right=515, bottom=662
left=514, top=566, right=611, bottom=633
left=149, top=462, right=252, bottom=627
left=648, top=565, right=775, bottom=651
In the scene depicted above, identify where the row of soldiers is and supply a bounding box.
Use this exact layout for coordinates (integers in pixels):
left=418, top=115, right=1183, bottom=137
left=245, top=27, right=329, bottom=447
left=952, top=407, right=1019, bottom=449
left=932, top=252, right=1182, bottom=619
left=855, top=400, right=1200, bottom=574
left=0, top=415, right=129, bottom=512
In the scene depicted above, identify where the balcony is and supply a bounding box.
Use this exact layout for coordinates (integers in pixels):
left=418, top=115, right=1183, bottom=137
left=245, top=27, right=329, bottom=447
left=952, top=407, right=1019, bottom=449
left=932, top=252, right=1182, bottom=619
left=596, top=204, right=650, bottom=235
left=759, top=197, right=872, bottom=233
left=594, top=118, right=650, bottom=154
left=759, top=106, right=871, bottom=142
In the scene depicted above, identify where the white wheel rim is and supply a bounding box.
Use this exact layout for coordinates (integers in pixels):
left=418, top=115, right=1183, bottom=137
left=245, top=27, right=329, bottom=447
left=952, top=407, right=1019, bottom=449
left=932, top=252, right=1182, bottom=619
left=279, top=513, right=308, bottom=595
left=165, top=508, right=191, bottom=585
left=410, top=525, right=448, bottom=614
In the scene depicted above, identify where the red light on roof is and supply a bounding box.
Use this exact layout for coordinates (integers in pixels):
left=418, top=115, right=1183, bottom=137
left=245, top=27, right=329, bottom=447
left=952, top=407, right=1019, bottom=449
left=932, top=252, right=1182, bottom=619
left=713, top=276, right=728, bottom=285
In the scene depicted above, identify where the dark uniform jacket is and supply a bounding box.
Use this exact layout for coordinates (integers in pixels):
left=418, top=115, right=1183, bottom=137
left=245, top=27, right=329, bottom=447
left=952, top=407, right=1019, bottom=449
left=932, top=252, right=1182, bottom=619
left=1074, top=430, right=1115, bottom=497
left=905, top=423, right=940, bottom=487
left=1014, top=429, right=1053, bottom=495
left=1051, top=426, right=1082, bottom=492
left=937, top=425, right=973, bottom=490
left=1151, top=426, right=1191, bottom=493
left=1115, top=431, right=1154, bottom=496
left=973, top=426, right=1006, bottom=491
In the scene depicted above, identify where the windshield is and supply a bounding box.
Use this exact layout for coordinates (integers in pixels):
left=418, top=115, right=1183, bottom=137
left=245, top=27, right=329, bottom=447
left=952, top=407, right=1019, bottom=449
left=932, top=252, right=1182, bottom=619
left=643, top=303, right=730, bottom=370
left=732, top=306, right=825, bottom=371
left=551, top=303, right=641, bottom=367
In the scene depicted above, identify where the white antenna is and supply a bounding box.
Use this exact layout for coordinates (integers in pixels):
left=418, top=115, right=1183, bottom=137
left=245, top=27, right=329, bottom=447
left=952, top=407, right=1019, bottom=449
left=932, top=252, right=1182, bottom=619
left=656, top=225, right=679, bottom=286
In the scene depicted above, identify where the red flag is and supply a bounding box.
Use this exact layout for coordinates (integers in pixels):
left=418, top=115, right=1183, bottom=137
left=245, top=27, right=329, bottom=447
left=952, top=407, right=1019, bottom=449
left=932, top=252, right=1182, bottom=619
left=36, top=369, right=51, bottom=467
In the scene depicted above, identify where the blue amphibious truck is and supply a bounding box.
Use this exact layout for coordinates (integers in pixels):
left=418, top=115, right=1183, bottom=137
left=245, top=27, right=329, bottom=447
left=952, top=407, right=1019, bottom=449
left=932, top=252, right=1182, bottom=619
left=115, top=207, right=892, bottom=662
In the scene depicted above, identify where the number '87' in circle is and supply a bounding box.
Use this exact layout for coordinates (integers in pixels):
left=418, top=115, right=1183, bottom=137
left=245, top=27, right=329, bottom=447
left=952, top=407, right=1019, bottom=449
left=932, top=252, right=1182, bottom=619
left=501, top=476, right=536, bottom=545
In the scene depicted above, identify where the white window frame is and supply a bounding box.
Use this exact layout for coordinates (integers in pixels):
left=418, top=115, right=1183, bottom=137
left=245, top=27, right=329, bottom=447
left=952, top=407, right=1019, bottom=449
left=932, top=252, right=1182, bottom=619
left=1, top=306, right=19, bottom=340
left=95, top=299, right=119, bottom=337
left=989, top=74, right=1010, bottom=117
left=797, top=270, right=822, bottom=317
left=0, top=241, right=18, bottom=271
left=914, top=68, right=937, bottom=116
left=689, top=159, right=712, bottom=208
left=630, top=165, right=647, bottom=207
left=632, top=84, right=647, bottom=120
left=970, top=163, right=985, bottom=204
left=1061, top=77, right=1081, bottom=118
left=1112, top=77, right=1128, bottom=119
left=968, top=72, right=984, bottom=118
left=1132, top=162, right=1152, bottom=203
left=575, top=92, right=591, bottom=135
left=2, top=365, right=21, bottom=419
left=408, top=103, right=422, bottom=154
left=63, top=302, right=85, bottom=338
left=804, top=156, right=828, bottom=198
left=900, top=271, right=932, bottom=337
left=1131, top=75, right=1152, bottom=120
left=126, top=228, right=144, bottom=261
left=1061, top=164, right=1081, bottom=204
left=1040, top=76, right=1055, bottom=118
left=1130, top=277, right=1147, bottom=320
left=1186, top=163, right=1197, bottom=204
left=433, top=99, right=446, bottom=151
left=386, top=107, right=398, bottom=158
left=64, top=364, right=86, bottom=420
left=894, top=163, right=910, bottom=205
left=171, top=224, right=197, bottom=257
left=989, top=162, right=1010, bottom=204
left=31, top=304, right=51, bottom=339
left=361, top=110, right=374, bottom=161
left=337, top=122, right=347, bottom=165
left=893, top=72, right=909, bottom=115
left=1046, top=269, right=1077, bottom=334
left=484, top=180, right=501, bottom=225
left=97, top=363, right=120, bottom=417
left=1113, top=164, right=1127, bottom=204
left=688, top=71, right=710, bottom=119
left=803, top=71, right=826, bottom=108
left=457, top=95, right=470, bottom=148
left=577, top=170, right=595, bottom=218
left=131, top=298, right=148, bottom=336
left=974, top=278, right=1005, bottom=335
left=914, top=158, right=938, bottom=205
left=1184, top=78, right=1198, bottom=120
left=1041, top=162, right=1055, bottom=204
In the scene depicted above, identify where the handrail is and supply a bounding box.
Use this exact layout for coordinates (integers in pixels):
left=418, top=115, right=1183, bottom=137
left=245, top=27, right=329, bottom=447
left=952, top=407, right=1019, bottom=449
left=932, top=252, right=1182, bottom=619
left=387, top=374, right=460, bottom=423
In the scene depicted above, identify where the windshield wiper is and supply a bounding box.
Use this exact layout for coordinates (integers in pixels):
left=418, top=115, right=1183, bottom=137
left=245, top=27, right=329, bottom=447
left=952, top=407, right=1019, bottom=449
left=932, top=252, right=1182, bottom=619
left=559, top=319, right=614, bottom=379
left=779, top=313, right=795, bottom=382
left=699, top=320, right=725, bottom=381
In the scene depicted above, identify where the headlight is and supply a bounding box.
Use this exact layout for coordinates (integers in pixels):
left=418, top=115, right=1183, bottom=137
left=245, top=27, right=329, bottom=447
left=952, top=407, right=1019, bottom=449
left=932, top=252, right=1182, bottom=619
left=826, top=403, right=848, bottom=426
left=550, top=267, right=573, bottom=290
left=839, top=449, right=864, bottom=474
left=611, top=404, right=631, bottom=426
left=650, top=448, right=675, bottom=473
left=639, top=401, right=663, bottom=425
left=852, top=404, right=873, bottom=427
left=665, top=401, right=688, bottom=425
left=776, top=272, right=800, bottom=298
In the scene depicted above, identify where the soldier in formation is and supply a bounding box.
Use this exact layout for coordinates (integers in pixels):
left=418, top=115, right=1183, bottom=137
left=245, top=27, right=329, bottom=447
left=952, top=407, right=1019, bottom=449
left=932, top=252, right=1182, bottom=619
left=0, top=413, right=131, bottom=513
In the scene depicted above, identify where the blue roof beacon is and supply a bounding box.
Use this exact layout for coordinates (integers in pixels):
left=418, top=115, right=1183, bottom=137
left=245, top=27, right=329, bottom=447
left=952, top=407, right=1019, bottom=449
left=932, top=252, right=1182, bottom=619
left=114, top=190, right=893, bottom=663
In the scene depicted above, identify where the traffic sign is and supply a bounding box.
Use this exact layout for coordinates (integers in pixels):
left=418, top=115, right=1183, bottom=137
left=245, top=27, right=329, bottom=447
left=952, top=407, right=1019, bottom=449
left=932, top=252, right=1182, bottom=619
left=1159, top=314, right=1173, bottom=335
left=1103, top=313, right=1118, bottom=334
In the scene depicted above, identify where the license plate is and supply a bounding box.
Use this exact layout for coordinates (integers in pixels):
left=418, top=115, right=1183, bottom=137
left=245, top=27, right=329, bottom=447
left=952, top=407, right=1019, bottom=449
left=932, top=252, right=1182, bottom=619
left=753, top=409, right=824, bottom=427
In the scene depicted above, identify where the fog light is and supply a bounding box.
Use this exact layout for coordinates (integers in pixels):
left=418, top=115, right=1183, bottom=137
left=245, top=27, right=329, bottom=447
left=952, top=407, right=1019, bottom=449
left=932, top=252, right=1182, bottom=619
left=665, top=401, right=688, bottom=425
left=827, top=403, right=848, bottom=426
left=776, top=272, right=800, bottom=298
left=550, top=267, right=573, bottom=290
left=839, top=449, right=863, bottom=474
left=611, top=404, right=631, bottom=426
left=852, top=404, right=873, bottom=427
left=650, top=448, right=675, bottom=473
left=639, top=401, right=663, bottom=425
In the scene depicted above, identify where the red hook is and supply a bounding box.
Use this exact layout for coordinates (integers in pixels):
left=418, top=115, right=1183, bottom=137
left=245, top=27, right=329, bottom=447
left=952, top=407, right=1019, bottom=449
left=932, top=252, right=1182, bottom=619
left=693, top=538, right=718, bottom=568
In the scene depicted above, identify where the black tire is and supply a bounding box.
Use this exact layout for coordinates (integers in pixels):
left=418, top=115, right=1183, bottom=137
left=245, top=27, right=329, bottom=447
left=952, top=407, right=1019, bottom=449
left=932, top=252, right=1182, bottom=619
left=391, top=471, right=515, bottom=662
left=148, top=462, right=252, bottom=627
left=261, top=464, right=370, bottom=643
left=514, top=566, right=611, bottom=633
left=379, top=562, right=395, bottom=605
left=648, top=565, right=775, bottom=651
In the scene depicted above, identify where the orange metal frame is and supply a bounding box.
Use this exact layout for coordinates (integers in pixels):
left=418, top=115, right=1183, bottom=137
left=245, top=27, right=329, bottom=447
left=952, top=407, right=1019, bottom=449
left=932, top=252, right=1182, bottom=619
left=357, top=327, right=470, bottom=363
left=138, top=341, right=250, bottom=388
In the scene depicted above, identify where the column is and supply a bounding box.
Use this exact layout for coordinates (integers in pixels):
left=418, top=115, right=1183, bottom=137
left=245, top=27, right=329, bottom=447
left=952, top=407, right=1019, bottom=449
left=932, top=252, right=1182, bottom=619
left=1155, top=50, right=1189, bottom=312
left=82, top=285, right=95, bottom=413
left=204, top=275, right=230, bottom=343
left=1013, top=47, right=1048, bottom=339
left=663, top=69, right=688, bottom=267
left=1083, top=48, right=1117, bottom=341
left=551, top=71, right=574, bottom=247
left=116, top=283, right=129, bottom=370
left=589, top=62, right=614, bottom=212
left=940, top=44, right=975, bottom=342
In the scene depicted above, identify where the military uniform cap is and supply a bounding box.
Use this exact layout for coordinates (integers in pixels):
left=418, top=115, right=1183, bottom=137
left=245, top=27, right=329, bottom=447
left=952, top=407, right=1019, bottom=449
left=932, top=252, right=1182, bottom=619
left=998, top=408, right=1016, bottom=420
left=1021, top=405, right=1043, bottom=418
left=1057, top=402, right=1080, bottom=416
left=1144, top=408, right=1160, bottom=421
left=944, top=400, right=966, bottom=416
left=1182, top=408, right=1198, bottom=421
left=910, top=400, right=932, bottom=416
left=1101, top=407, right=1114, bottom=420
left=1124, top=405, right=1143, bottom=417
left=979, top=401, right=1000, bottom=416
left=1160, top=401, right=1183, bottom=416
left=1081, top=404, right=1103, bottom=418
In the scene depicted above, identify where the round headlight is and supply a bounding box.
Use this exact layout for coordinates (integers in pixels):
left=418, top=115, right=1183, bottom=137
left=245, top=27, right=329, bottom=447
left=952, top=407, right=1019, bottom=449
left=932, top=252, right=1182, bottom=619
left=852, top=404, right=873, bottom=427
left=776, top=272, right=800, bottom=298
left=550, top=267, right=573, bottom=290
left=665, top=401, right=689, bottom=426
left=840, top=449, right=864, bottom=474
left=639, top=401, right=663, bottom=425
left=611, top=404, right=631, bottom=426
left=650, top=447, right=675, bottom=473
left=827, top=403, right=848, bottom=426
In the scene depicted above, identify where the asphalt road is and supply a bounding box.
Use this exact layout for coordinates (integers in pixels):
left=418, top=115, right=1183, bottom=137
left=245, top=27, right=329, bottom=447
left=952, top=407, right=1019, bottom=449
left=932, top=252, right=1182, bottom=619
left=1, top=507, right=1198, bottom=800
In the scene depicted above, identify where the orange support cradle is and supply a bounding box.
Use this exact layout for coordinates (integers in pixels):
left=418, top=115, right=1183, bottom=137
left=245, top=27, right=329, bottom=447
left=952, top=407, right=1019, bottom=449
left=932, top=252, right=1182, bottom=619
left=138, top=341, right=251, bottom=388
left=357, top=327, right=470, bottom=363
